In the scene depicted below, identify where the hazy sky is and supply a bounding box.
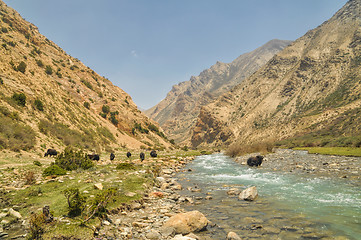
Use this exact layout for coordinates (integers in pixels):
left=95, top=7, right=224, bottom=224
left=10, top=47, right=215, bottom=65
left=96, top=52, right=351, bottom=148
left=3, top=0, right=347, bottom=109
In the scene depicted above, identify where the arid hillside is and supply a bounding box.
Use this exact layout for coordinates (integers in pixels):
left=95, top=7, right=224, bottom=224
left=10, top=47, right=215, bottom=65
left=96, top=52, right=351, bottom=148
left=146, top=39, right=291, bottom=144
left=191, top=0, right=361, bottom=149
left=0, top=1, right=170, bottom=153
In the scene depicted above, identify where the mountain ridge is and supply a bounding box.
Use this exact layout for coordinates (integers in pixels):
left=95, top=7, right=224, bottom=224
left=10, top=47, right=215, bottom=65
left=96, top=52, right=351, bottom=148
left=190, top=0, right=361, bottom=149
left=145, top=39, right=292, bottom=144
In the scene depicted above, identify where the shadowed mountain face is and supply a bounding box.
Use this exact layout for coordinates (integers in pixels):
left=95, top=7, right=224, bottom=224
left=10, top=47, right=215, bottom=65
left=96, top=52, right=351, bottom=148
left=0, top=0, right=170, bottom=152
left=191, top=0, right=361, bottom=148
left=145, top=39, right=292, bottom=144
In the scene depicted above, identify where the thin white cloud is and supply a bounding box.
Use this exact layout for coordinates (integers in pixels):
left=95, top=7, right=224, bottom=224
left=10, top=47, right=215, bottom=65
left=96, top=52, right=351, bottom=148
left=131, top=50, right=138, bottom=58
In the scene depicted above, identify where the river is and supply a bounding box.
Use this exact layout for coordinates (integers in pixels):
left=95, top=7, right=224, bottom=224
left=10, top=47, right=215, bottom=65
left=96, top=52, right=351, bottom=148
left=176, top=153, right=361, bottom=239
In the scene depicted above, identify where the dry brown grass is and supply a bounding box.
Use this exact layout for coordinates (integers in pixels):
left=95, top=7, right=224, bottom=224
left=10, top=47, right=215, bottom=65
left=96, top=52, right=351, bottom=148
left=225, top=141, right=275, bottom=157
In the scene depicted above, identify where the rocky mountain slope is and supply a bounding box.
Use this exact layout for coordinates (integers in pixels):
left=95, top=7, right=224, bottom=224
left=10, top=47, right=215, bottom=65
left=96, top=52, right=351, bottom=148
left=0, top=0, right=170, bottom=153
left=191, top=0, right=361, bottom=148
left=145, top=39, right=291, bottom=144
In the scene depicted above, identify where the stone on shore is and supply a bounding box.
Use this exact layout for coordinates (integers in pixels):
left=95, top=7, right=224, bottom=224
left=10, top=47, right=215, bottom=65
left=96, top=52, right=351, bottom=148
left=238, top=186, right=258, bottom=201
left=227, top=231, right=242, bottom=240
left=171, top=234, right=197, bottom=240
left=227, top=188, right=241, bottom=195
left=9, top=208, right=22, bottom=219
left=163, top=210, right=208, bottom=235
left=94, top=183, right=103, bottom=190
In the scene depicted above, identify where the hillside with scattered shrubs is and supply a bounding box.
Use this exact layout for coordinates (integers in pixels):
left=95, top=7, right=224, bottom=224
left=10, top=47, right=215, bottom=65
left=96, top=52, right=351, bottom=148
left=0, top=0, right=171, bottom=153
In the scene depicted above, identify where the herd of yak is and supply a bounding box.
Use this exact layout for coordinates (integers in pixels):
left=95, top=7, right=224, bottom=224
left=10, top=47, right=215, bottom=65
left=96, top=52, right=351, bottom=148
left=44, top=149, right=157, bottom=162
left=44, top=148, right=264, bottom=167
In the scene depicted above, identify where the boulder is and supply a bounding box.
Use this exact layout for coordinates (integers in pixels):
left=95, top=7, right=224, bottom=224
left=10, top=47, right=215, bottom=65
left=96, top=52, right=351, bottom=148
left=171, top=234, right=197, bottom=240
left=238, top=186, right=258, bottom=201
left=227, top=188, right=241, bottom=195
left=9, top=208, right=22, bottom=219
left=227, top=231, right=242, bottom=240
left=94, top=183, right=103, bottom=190
left=145, top=229, right=161, bottom=239
left=163, top=210, right=208, bottom=235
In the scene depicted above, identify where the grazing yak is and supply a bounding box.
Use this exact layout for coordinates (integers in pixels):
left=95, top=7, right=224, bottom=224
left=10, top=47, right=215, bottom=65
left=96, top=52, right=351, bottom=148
left=247, top=155, right=264, bottom=167
left=150, top=150, right=157, bottom=158
left=88, top=154, right=100, bottom=161
left=140, top=152, right=145, bottom=162
left=126, top=152, right=132, bottom=158
left=44, top=149, right=57, bottom=157
left=110, top=153, right=115, bottom=161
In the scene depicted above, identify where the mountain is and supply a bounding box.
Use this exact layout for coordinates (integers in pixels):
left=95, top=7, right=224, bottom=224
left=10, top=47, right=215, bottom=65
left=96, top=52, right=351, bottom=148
left=0, top=0, right=170, bottom=153
left=145, top=39, right=292, bottom=144
left=191, top=0, right=361, bottom=149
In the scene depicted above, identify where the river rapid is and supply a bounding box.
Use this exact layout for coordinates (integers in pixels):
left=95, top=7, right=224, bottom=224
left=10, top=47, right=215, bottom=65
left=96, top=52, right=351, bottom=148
left=175, top=153, right=361, bottom=240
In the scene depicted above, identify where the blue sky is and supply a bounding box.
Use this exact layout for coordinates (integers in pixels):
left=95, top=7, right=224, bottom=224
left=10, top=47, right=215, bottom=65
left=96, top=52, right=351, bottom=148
left=3, top=0, right=347, bottom=109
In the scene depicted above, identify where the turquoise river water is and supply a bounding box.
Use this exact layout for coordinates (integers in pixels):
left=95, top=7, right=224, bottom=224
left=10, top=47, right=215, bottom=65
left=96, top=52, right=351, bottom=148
left=176, top=154, right=361, bottom=239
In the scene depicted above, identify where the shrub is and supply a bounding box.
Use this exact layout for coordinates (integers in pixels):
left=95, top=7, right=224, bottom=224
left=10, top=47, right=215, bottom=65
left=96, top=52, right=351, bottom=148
left=24, top=171, right=36, bottom=185
left=86, top=188, right=117, bottom=221
left=45, top=65, right=53, bottom=75
left=33, top=160, right=42, bottom=166
left=81, top=79, right=93, bottom=90
left=116, top=163, right=135, bottom=170
left=34, top=99, right=44, bottom=111
left=63, top=188, right=87, bottom=217
left=83, top=101, right=90, bottom=109
left=55, top=147, right=94, bottom=171
left=12, top=92, right=26, bottom=107
left=28, top=212, right=46, bottom=240
left=102, top=105, right=110, bottom=114
left=0, top=77, right=3, bottom=85
left=42, top=164, right=66, bottom=177
left=16, top=61, right=26, bottom=73
left=36, top=59, right=44, bottom=67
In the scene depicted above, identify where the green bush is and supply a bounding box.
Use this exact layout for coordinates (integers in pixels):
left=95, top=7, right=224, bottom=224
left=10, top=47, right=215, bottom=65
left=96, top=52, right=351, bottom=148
left=63, top=188, right=87, bottom=217
left=16, top=61, right=26, bottom=73
left=0, top=77, right=3, bottom=84
left=45, top=65, right=53, bottom=75
left=55, top=147, right=94, bottom=171
left=33, top=160, right=42, bottom=166
left=34, top=99, right=44, bottom=111
left=116, top=163, right=136, bottom=170
left=42, top=164, right=67, bottom=177
left=81, top=79, right=93, bottom=90
left=102, top=105, right=110, bottom=114
left=83, top=101, right=90, bottom=109
left=12, top=92, right=26, bottom=107
left=36, top=59, right=44, bottom=67
left=88, top=188, right=117, bottom=219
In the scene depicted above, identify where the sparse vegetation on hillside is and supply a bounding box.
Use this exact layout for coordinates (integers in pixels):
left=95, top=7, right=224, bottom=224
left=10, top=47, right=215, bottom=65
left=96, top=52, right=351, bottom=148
left=11, top=92, right=26, bottom=107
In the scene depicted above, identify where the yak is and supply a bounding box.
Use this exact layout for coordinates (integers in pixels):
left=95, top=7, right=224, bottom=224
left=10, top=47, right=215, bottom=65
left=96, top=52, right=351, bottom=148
left=44, top=149, right=57, bottom=157
left=150, top=150, right=157, bottom=158
left=126, top=152, right=132, bottom=158
left=140, top=152, right=145, bottom=162
left=110, top=153, right=115, bottom=161
left=247, top=155, right=264, bottom=167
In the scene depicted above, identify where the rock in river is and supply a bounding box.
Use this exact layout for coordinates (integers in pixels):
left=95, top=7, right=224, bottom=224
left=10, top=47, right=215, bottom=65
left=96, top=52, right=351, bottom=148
left=238, top=186, right=258, bottom=201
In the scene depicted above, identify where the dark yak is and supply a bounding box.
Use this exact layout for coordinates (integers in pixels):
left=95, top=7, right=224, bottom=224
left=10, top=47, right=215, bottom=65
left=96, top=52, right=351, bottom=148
left=247, top=155, right=264, bottom=167
left=150, top=150, right=157, bottom=158
left=88, top=154, right=100, bottom=161
left=44, top=149, right=57, bottom=157
left=140, top=152, right=145, bottom=162
left=127, top=152, right=132, bottom=158
left=110, top=153, right=115, bottom=161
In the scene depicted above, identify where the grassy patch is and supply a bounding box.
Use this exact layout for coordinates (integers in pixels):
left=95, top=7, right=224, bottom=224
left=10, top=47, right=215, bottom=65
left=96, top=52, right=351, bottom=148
left=293, top=147, right=361, bottom=157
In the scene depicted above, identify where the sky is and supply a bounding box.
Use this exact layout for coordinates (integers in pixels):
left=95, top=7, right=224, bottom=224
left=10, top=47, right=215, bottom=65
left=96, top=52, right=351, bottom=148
left=3, top=0, right=348, bottom=109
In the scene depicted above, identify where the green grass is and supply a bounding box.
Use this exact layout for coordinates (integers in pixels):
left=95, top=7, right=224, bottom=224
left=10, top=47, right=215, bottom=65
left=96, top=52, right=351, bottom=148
left=293, top=147, right=361, bottom=157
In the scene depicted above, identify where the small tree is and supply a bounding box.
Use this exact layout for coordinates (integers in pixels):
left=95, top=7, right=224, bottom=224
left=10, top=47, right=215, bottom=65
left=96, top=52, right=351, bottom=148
left=17, top=61, right=27, bottom=73
left=83, top=101, right=90, bottom=109
left=63, top=188, right=87, bottom=217
left=45, top=65, right=53, bottom=75
left=34, top=99, right=44, bottom=111
left=102, top=105, right=110, bottom=114
left=12, top=92, right=26, bottom=107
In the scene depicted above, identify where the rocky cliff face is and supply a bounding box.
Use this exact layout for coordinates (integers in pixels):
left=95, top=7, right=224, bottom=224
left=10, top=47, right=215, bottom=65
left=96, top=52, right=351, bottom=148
left=0, top=0, right=170, bottom=152
left=191, top=0, right=361, bottom=148
left=145, top=39, right=291, bottom=144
